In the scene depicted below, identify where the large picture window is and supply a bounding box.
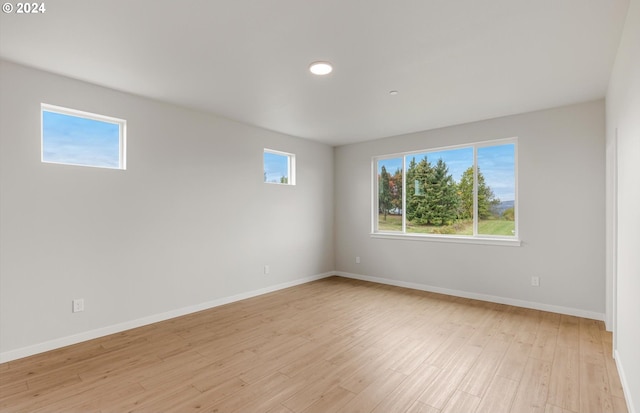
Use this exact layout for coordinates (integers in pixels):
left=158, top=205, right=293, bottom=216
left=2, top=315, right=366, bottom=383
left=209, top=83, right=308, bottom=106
left=374, top=138, right=517, bottom=243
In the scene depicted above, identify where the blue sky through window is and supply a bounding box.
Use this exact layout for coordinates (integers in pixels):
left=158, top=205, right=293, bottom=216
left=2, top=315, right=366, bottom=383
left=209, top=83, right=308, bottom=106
left=409, top=147, right=473, bottom=185
left=264, top=151, right=290, bottom=183
left=478, top=144, right=515, bottom=201
left=378, top=143, right=515, bottom=202
left=42, top=110, right=122, bottom=169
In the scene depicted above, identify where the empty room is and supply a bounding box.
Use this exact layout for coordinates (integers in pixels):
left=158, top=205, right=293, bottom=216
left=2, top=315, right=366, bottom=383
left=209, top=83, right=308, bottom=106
left=0, top=1, right=638, bottom=412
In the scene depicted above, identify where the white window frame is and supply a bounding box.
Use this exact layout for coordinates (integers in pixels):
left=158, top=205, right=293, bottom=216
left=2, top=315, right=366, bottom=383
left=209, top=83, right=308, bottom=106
left=41, top=103, right=127, bottom=170
left=264, top=149, right=296, bottom=185
left=372, top=137, right=519, bottom=246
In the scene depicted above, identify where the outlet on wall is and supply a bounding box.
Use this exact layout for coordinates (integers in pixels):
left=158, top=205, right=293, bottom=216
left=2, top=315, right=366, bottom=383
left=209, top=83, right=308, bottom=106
left=531, top=276, right=540, bottom=287
left=356, top=256, right=360, bottom=264
left=72, top=298, right=84, bottom=313
left=264, top=265, right=270, bottom=275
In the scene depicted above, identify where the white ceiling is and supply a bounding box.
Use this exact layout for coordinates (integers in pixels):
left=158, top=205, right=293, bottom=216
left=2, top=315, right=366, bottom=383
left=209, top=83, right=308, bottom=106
left=0, top=0, right=630, bottom=146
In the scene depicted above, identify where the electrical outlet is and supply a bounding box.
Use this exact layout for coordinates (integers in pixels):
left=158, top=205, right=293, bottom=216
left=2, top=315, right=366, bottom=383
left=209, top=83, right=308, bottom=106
left=531, top=276, right=540, bottom=287
left=264, top=265, right=270, bottom=275
left=72, top=298, right=84, bottom=313
left=356, top=256, right=361, bottom=264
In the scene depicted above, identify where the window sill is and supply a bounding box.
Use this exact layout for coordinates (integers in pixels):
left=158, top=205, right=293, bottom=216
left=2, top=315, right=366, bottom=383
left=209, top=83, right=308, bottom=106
left=370, top=232, right=521, bottom=247
left=264, top=182, right=295, bottom=186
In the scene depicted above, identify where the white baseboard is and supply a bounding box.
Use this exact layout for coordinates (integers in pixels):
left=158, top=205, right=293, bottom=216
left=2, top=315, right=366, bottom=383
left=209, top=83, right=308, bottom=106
left=0, top=272, right=334, bottom=364
left=335, top=271, right=606, bottom=321
left=614, top=349, right=637, bottom=413
left=2, top=270, right=607, bottom=364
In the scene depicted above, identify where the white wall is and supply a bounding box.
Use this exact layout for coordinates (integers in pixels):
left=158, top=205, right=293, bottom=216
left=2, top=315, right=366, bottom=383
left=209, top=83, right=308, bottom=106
left=607, top=0, right=640, bottom=411
left=0, top=61, right=335, bottom=361
left=335, top=100, right=606, bottom=318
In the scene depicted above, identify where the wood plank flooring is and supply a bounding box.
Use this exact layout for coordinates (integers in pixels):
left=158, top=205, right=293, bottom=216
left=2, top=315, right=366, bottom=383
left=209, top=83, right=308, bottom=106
left=0, top=277, right=628, bottom=413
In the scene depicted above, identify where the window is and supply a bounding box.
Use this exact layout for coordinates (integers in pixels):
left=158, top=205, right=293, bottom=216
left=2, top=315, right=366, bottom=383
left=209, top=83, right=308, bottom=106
left=374, top=138, right=517, bottom=243
left=41, top=104, right=126, bottom=169
left=264, top=149, right=295, bottom=185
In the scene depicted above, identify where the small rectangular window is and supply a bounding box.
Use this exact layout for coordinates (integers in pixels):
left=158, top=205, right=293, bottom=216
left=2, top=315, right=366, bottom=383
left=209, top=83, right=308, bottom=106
left=264, top=149, right=295, bottom=185
left=41, top=104, right=126, bottom=170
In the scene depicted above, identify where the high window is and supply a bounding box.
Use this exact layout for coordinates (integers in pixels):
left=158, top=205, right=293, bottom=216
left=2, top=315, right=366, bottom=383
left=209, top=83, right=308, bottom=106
left=374, top=138, right=518, bottom=244
left=264, top=149, right=295, bottom=185
left=41, top=104, right=126, bottom=170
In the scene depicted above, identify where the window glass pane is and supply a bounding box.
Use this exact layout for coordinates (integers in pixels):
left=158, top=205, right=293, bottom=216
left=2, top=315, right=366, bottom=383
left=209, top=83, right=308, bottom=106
left=42, top=109, right=123, bottom=169
left=477, top=144, right=516, bottom=236
left=264, top=151, right=290, bottom=184
left=377, top=158, right=403, bottom=232
left=373, top=139, right=518, bottom=241
left=405, top=147, right=473, bottom=235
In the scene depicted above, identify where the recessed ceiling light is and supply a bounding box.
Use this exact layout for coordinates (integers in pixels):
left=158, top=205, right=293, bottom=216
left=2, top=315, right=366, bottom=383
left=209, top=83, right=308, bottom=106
left=309, top=61, right=333, bottom=75
left=389, top=90, right=399, bottom=95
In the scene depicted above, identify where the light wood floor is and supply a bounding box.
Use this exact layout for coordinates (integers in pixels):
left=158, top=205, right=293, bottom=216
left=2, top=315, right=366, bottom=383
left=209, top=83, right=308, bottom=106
left=0, top=277, right=628, bottom=413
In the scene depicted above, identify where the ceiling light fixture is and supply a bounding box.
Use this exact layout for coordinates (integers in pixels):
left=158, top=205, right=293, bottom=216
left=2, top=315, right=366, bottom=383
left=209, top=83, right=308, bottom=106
left=309, top=61, right=333, bottom=75
left=389, top=90, right=399, bottom=95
